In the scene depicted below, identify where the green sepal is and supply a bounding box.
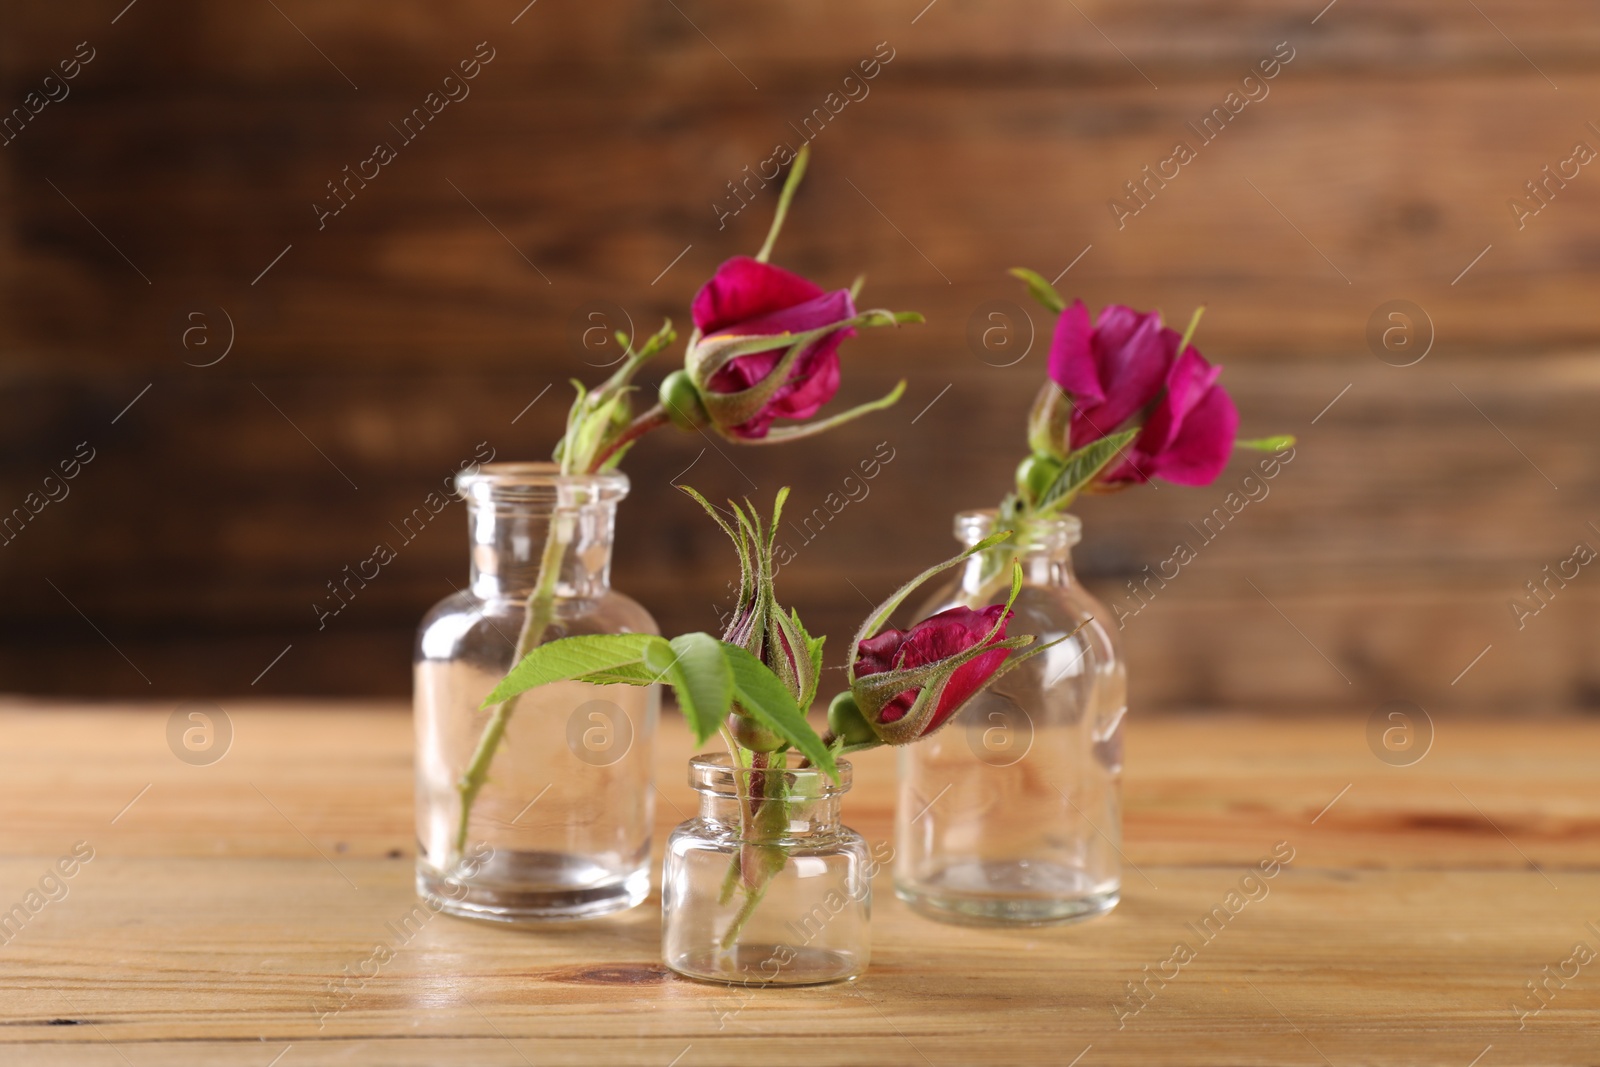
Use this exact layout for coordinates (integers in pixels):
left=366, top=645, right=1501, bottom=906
left=851, top=563, right=1032, bottom=745
left=687, top=309, right=920, bottom=432
left=729, top=380, right=907, bottom=446
left=1026, top=381, right=1072, bottom=461
left=846, top=530, right=1015, bottom=682
left=1236, top=435, right=1296, bottom=452
left=1009, top=267, right=1066, bottom=314
left=755, top=144, right=810, bottom=264
left=679, top=485, right=755, bottom=622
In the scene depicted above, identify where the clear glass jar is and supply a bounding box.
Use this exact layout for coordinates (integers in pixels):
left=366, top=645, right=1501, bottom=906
left=414, top=462, right=659, bottom=923
left=895, top=510, right=1126, bottom=925
left=662, top=753, right=872, bottom=985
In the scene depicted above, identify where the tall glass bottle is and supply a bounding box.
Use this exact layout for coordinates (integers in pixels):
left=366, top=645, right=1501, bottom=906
left=896, top=510, right=1125, bottom=925
left=414, top=462, right=659, bottom=922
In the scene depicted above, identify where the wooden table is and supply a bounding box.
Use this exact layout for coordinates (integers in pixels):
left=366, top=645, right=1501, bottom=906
left=2, top=700, right=1596, bottom=1066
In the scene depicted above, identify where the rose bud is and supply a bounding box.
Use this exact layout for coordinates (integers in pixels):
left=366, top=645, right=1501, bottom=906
left=1097, top=341, right=1239, bottom=488
left=668, top=256, right=916, bottom=442
left=849, top=605, right=1021, bottom=746
left=682, top=486, right=824, bottom=712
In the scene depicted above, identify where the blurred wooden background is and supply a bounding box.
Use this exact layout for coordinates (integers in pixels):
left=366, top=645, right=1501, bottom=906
left=2, top=0, right=1597, bottom=713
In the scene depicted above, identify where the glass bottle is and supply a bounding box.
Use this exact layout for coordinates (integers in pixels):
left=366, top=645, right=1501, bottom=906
left=662, top=753, right=873, bottom=985
left=895, top=510, right=1126, bottom=925
left=414, top=462, right=659, bottom=923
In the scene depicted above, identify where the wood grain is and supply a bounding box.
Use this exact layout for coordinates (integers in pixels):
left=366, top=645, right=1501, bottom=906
left=0, top=700, right=1597, bottom=1065
left=2, top=1, right=1599, bottom=708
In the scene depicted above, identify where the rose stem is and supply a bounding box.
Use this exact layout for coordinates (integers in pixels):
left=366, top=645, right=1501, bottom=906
left=452, top=506, right=571, bottom=855
left=589, top=405, right=669, bottom=472
left=741, top=751, right=768, bottom=890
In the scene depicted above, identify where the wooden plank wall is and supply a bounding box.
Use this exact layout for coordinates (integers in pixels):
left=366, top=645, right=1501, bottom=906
left=1, top=0, right=1596, bottom=713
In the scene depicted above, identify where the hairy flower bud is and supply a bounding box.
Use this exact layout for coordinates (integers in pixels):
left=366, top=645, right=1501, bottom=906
left=850, top=606, right=1014, bottom=744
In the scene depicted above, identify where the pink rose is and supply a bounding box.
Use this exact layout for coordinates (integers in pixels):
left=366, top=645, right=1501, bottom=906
left=688, top=256, right=858, bottom=439
left=1048, top=299, right=1239, bottom=487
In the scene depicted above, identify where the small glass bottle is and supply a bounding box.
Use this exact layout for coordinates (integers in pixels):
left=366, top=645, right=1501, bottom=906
left=414, top=462, right=659, bottom=923
left=896, top=510, right=1126, bottom=925
left=662, top=754, right=873, bottom=985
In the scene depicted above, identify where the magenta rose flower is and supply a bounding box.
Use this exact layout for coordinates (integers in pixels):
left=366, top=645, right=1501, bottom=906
left=853, top=605, right=1013, bottom=736
left=1048, top=300, right=1171, bottom=450
left=1046, top=299, right=1239, bottom=488
left=1100, top=343, right=1239, bottom=487
left=686, top=256, right=858, bottom=439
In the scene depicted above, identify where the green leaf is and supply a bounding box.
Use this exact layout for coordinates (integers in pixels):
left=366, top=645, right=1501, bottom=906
left=644, top=632, right=734, bottom=745
left=1038, top=428, right=1140, bottom=512
left=1236, top=434, right=1296, bottom=452
left=482, top=633, right=668, bottom=707
left=719, top=641, right=837, bottom=779
left=575, top=662, right=661, bottom=686
left=1008, top=267, right=1066, bottom=314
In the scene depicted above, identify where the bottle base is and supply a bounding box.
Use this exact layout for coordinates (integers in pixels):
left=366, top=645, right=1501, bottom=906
left=417, top=851, right=649, bottom=924
left=664, top=942, right=865, bottom=986
left=895, top=861, right=1120, bottom=927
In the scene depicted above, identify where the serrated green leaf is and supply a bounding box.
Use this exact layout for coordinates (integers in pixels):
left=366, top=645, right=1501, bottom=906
left=719, top=641, right=836, bottom=779
left=645, top=632, right=733, bottom=745
left=1008, top=267, right=1066, bottom=314
left=1038, top=428, right=1140, bottom=512
left=575, top=662, right=660, bottom=686
left=482, top=633, right=667, bottom=707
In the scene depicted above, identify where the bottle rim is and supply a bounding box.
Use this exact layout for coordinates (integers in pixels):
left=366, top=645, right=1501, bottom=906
left=457, top=461, right=630, bottom=504
left=953, top=508, right=1082, bottom=549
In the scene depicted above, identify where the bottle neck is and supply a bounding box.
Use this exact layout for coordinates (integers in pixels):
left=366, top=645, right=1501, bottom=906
left=459, top=464, right=627, bottom=601
left=955, top=512, right=1081, bottom=595
left=697, top=791, right=844, bottom=837
left=689, top=755, right=850, bottom=838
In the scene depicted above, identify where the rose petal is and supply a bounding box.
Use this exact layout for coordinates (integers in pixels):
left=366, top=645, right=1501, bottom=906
left=1142, top=380, right=1239, bottom=485
left=1066, top=306, right=1172, bottom=448
left=1137, top=344, right=1223, bottom=457
left=691, top=256, right=826, bottom=335
left=928, top=645, right=1012, bottom=732
left=702, top=287, right=855, bottom=342
left=1047, top=300, right=1097, bottom=403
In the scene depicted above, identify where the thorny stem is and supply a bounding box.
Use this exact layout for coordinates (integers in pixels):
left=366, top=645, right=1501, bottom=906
left=719, top=753, right=790, bottom=951
left=451, top=399, right=676, bottom=859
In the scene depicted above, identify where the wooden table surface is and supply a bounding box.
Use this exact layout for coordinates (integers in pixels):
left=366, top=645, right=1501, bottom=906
left=2, top=699, right=1597, bottom=1066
